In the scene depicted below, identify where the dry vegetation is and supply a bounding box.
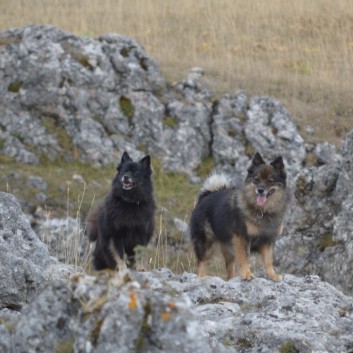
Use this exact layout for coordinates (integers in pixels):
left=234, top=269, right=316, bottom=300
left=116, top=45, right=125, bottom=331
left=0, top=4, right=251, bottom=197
left=1, top=0, right=353, bottom=145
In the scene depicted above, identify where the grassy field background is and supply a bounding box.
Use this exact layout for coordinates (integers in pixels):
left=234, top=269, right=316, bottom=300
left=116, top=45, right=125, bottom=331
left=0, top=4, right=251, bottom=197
left=1, top=0, right=353, bottom=274
left=1, top=0, right=353, bottom=146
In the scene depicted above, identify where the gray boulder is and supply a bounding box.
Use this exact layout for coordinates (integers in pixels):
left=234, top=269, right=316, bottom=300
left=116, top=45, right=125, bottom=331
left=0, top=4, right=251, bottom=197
left=0, top=192, right=80, bottom=312
left=211, top=92, right=306, bottom=179
left=245, top=96, right=306, bottom=176
left=211, top=92, right=249, bottom=177
left=276, top=130, right=353, bottom=295
left=0, top=192, right=52, bottom=310
left=160, top=99, right=212, bottom=174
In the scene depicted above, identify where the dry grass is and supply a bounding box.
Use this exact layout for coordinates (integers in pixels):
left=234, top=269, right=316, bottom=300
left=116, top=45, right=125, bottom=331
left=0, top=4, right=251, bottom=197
left=1, top=0, right=353, bottom=145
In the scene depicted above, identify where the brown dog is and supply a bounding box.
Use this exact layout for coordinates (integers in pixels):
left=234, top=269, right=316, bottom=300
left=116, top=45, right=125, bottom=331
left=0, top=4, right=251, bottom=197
left=189, top=152, right=290, bottom=281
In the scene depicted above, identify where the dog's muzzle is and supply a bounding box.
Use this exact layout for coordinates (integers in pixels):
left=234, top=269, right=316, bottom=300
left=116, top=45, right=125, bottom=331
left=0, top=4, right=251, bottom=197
left=256, top=188, right=275, bottom=207
left=122, top=175, right=136, bottom=190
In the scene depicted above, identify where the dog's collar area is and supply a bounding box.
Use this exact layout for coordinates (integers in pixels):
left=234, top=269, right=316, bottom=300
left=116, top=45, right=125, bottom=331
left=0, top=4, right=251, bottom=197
left=256, top=209, right=264, bottom=219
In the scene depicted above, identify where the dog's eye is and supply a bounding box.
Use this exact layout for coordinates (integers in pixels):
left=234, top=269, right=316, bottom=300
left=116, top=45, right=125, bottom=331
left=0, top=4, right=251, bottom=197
left=253, top=176, right=260, bottom=184
left=268, top=179, right=275, bottom=185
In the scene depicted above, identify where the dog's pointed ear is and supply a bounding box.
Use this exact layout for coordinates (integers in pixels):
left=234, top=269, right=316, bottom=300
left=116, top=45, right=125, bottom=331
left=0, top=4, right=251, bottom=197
left=247, top=152, right=265, bottom=173
left=271, top=156, right=287, bottom=179
left=121, top=151, right=132, bottom=163
left=117, top=151, right=132, bottom=170
left=140, top=155, right=152, bottom=172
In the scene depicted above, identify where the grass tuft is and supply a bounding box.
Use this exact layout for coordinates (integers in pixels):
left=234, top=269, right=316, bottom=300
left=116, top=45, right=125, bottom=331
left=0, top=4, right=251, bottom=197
left=119, top=96, right=135, bottom=119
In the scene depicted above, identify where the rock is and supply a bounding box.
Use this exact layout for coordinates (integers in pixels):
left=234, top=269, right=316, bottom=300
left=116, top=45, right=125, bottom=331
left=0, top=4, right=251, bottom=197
left=313, top=141, right=341, bottom=165
left=27, top=176, right=48, bottom=191
left=145, top=269, right=353, bottom=353
left=211, top=91, right=249, bottom=177
left=0, top=24, right=166, bottom=167
left=276, top=130, right=353, bottom=295
left=0, top=192, right=52, bottom=310
left=2, top=269, right=352, bottom=353
left=34, top=216, right=90, bottom=267
left=0, top=192, right=81, bottom=311
left=245, top=96, right=306, bottom=176
left=160, top=99, right=212, bottom=175
left=10, top=271, right=211, bottom=353
left=0, top=25, right=306, bottom=177
left=211, top=92, right=306, bottom=179
left=175, top=67, right=214, bottom=101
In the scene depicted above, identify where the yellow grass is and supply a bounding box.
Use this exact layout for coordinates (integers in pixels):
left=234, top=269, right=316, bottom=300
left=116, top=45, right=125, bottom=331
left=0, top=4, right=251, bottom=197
left=1, top=0, right=353, bottom=145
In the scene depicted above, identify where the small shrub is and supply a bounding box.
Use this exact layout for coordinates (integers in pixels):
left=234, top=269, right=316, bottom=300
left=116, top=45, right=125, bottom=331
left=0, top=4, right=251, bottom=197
left=163, top=116, right=178, bottom=129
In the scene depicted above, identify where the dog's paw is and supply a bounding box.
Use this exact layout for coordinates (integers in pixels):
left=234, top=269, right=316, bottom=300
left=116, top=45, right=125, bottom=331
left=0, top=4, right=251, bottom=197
left=268, top=273, right=282, bottom=282
left=240, top=271, right=255, bottom=281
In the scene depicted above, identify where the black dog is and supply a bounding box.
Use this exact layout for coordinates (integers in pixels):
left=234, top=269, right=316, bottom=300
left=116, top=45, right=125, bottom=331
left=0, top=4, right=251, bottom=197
left=87, top=151, right=156, bottom=271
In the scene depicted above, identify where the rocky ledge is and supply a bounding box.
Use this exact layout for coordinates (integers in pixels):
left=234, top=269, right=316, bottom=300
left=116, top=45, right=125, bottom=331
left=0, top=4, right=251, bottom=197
left=1, top=269, right=352, bottom=353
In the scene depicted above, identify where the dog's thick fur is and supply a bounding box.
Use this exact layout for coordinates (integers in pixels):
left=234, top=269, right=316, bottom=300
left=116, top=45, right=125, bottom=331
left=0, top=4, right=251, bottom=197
left=190, top=152, right=289, bottom=281
left=87, top=151, right=156, bottom=271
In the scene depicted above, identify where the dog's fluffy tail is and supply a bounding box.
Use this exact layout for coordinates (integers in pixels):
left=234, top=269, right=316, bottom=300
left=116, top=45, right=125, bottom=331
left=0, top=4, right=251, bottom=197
left=198, top=172, right=234, bottom=202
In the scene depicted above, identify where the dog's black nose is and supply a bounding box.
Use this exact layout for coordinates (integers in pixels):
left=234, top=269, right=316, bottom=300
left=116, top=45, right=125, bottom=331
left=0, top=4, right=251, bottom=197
left=257, top=188, right=265, bottom=195
left=122, top=175, right=130, bottom=182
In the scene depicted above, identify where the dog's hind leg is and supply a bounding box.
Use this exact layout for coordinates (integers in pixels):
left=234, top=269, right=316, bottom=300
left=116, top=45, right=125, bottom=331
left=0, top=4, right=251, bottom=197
left=192, top=234, right=214, bottom=278
left=220, top=244, right=236, bottom=280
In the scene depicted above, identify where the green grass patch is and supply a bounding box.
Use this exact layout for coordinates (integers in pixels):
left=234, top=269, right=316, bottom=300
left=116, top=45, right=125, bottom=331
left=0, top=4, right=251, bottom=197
left=119, top=96, right=135, bottom=119
left=194, top=155, right=215, bottom=178
left=153, top=158, right=199, bottom=219
left=163, top=116, right=178, bottom=129
left=0, top=157, right=113, bottom=216
left=0, top=138, right=5, bottom=150
left=41, top=117, right=75, bottom=154
left=7, top=80, right=22, bottom=93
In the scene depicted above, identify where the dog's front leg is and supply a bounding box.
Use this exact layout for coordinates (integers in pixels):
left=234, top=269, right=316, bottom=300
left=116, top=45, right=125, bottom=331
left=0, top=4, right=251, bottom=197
left=259, top=244, right=282, bottom=282
left=233, top=235, right=254, bottom=281
left=109, top=238, right=127, bottom=272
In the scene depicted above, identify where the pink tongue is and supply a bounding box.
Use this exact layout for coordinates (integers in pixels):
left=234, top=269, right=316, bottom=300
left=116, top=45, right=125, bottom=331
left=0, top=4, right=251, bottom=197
left=257, top=195, right=267, bottom=206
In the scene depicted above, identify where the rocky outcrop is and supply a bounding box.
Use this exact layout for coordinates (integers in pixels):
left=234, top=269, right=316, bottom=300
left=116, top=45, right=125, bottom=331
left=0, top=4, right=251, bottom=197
left=211, top=92, right=306, bottom=178
left=0, top=192, right=80, bottom=312
left=1, top=269, right=353, bottom=353
left=0, top=24, right=305, bottom=177
left=276, top=131, right=353, bottom=295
